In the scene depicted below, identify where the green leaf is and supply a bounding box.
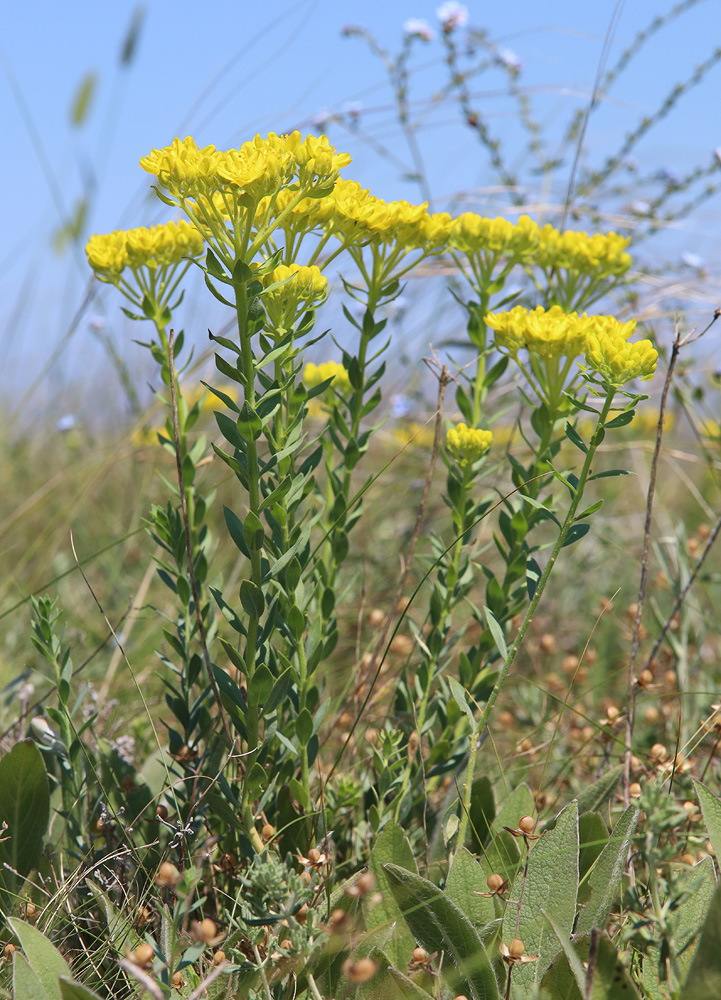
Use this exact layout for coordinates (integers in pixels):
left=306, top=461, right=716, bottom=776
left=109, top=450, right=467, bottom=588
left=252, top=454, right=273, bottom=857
left=576, top=765, right=623, bottom=816
left=561, top=523, right=590, bottom=548
left=587, top=468, right=632, bottom=481
left=502, top=801, right=579, bottom=991
left=683, top=876, right=721, bottom=998
left=693, top=780, right=721, bottom=860
left=576, top=804, right=639, bottom=934
left=59, top=979, right=105, bottom=1000
left=287, top=605, right=305, bottom=640
left=521, top=493, right=561, bottom=527
left=239, top=579, right=265, bottom=618
left=483, top=606, right=507, bottom=660
left=644, top=855, right=715, bottom=993
left=445, top=848, right=495, bottom=931
left=0, top=741, right=50, bottom=893
left=449, top=676, right=475, bottom=726
left=542, top=928, right=641, bottom=1000
left=384, top=864, right=499, bottom=1000
left=237, top=401, right=263, bottom=440
left=367, top=822, right=418, bottom=968
left=578, top=812, right=608, bottom=883
left=575, top=499, right=604, bottom=520
left=244, top=511, right=265, bottom=551
left=565, top=421, right=588, bottom=453
left=604, top=409, right=636, bottom=429
left=247, top=664, right=274, bottom=707
left=13, top=953, right=52, bottom=1000
left=8, top=918, right=69, bottom=1000
left=295, top=709, right=313, bottom=747
left=483, top=783, right=535, bottom=883
left=468, top=776, right=495, bottom=853
left=264, top=668, right=292, bottom=714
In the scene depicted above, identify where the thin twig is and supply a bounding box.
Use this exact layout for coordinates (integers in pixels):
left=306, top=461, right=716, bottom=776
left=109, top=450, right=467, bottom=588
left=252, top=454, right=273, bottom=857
left=168, top=329, right=232, bottom=744
left=623, top=309, right=720, bottom=804
left=623, top=317, right=681, bottom=805
left=641, top=510, right=721, bottom=676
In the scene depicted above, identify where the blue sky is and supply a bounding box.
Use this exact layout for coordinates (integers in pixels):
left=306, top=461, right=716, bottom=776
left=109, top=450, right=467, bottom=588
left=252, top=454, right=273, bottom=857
left=2, top=0, right=720, bottom=417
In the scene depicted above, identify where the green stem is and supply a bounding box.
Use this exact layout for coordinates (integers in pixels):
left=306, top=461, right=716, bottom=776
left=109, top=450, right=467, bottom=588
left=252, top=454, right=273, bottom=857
left=235, top=281, right=262, bottom=759
left=455, top=389, right=616, bottom=850
left=297, top=635, right=311, bottom=804
left=393, top=474, right=468, bottom=821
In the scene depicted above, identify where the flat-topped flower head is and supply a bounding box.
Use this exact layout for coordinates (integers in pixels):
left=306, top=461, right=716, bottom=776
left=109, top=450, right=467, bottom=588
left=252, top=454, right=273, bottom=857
left=448, top=213, right=539, bottom=259
left=536, top=225, right=632, bottom=278
left=446, top=423, right=493, bottom=464
left=584, top=329, right=658, bottom=385
left=486, top=304, right=592, bottom=360
left=141, top=132, right=351, bottom=207
left=86, top=221, right=204, bottom=281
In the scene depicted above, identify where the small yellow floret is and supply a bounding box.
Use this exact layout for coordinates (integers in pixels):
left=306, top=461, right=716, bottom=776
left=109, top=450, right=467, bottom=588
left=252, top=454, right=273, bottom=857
left=446, top=423, right=493, bottom=463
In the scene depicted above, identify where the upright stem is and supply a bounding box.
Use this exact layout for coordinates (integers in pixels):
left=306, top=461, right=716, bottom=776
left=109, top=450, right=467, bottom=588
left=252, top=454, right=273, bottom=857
left=455, top=389, right=616, bottom=850
left=235, top=283, right=262, bottom=759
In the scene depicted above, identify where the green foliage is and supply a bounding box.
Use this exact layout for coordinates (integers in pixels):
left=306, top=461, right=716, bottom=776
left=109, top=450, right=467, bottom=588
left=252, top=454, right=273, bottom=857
left=4, top=8, right=721, bottom=999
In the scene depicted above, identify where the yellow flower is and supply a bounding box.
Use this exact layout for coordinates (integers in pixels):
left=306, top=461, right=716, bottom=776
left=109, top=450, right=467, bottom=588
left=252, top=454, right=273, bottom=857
left=140, top=133, right=351, bottom=206
left=535, top=225, right=632, bottom=277
left=264, top=263, right=327, bottom=309
left=86, top=220, right=204, bottom=281
left=448, top=213, right=539, bottom=258
left=584, top=330, right=658, bottom=385
left=486, top=304, right=593, bottom=360
left=446, top=423, right=493, bottom=463
left=392, top=421, right=437, bottom=450
left=303, top=361, right=350, bottom=394
left=701, top=418, right=721, bottom=442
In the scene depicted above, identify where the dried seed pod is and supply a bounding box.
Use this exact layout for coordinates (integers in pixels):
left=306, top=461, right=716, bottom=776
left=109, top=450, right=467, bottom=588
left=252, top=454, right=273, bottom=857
left=131, top=943, right=155, bottom=968
left=155, top=862, right=181, bottom=887
left=518, top=815, right=535, bottom=835
left=342, top=957, right=379, bottom=983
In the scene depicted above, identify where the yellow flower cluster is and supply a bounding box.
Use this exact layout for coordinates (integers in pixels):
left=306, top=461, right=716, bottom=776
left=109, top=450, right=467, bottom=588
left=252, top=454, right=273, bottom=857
left=86, top=221, right=204, bottom=280
left=486, top=305, right=596, bottom=359
left=486, top=304, right=656, bottom=384
left=446, top=423, right=493, bottom=463
left=323, top=179, right=440, bottom=249
left=140, top=133, right=352, bottom=204
left=447, top=211, right=632, bottom=278
left=536, top=225, right=632, bottom=278
left=255, top=178, right=453, bottom=252
left=449, top=213, right=539, bottom=259
left=303, top=361, right=351, bottom=394
left=584, top=331, right=658, bottom=385
left=264, top=263, right=327, bottom=310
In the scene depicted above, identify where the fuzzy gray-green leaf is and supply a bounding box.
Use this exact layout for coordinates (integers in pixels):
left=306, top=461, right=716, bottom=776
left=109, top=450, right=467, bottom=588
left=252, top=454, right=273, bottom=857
left=384, top=863, right=499, bottom=1000
left=576, top=803, right=639, bottom=934
left=502, top=801, right=579, bottom=993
